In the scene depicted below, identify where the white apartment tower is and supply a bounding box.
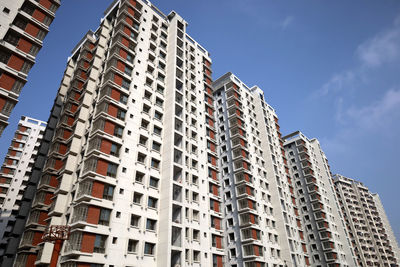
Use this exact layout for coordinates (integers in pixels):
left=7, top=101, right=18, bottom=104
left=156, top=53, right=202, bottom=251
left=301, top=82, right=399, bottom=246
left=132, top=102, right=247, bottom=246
left=333, top=174, right=400, bottom=267
left=14, top=0, right=223, bottom=266
left=0, top=116, right=46, bottom=255
left=213, top=73, right=309, bottom=267
left=0, top=0, right=60, bottom=136
left=283, top=132, right=356, bottom=267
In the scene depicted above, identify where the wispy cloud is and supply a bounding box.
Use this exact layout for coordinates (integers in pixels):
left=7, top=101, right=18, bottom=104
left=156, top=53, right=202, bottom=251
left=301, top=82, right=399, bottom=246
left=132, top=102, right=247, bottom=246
left=316, top=15, right=400, bottom=97
left=281, top=16, right=294, bottom=30
left=345, top=89, right=400, bottom=129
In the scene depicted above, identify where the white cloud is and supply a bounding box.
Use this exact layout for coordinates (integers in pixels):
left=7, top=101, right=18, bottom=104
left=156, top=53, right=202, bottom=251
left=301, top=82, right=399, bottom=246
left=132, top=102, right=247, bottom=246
left=318, top=15, right=400, bottom=96
left=345, top=89, right=400, bottom=129
left=281, top=16, right=294, bottom=30
left=356, top=25, right=400, bottom=68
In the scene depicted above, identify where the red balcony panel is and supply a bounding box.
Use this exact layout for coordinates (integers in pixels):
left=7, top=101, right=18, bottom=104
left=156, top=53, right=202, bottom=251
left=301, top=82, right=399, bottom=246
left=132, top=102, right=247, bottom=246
left=32, top=231, right=43, bottom=246
left=125, top=16, right=134, bottom=27
left=66, top=116, right=74, bottom=126
left=294, top=207, right=299, bottom=216
left=81, top=233, right=96, bottom=253
left=8, top=54, right=25, bottom=72
left=254, top=245, right=260, bottom=256
left=96, top=159, right=108, bottom=176
left=113, top=73, right=123, bottom=86
left=119, top=47, right=128, bottom=60
left=299, top=231, right=304, bottom=240
left=107, top=104, right=118, bottom=118
left=6, top=159, right=13, bottom=165
left=215, top=236, right=222, bottom=249
left=208, top=129, right=215, bottom=139
left=243, top=161, right=249, bottom=170
left=214, top=255, right=223, bottom=267
left=211, top=184, right=218, bottom=196
left=39, top=0, right=52, bottom=10
left=2, top=167, right=13, bottom=174
left=32, top=9, right=46, bottom=23
left=16, top=37, right=33, bottom=54
left=210, top=169, right=217, bottom=180
left=206, top=87, right=212, bottom=95
left=76, top=264, right=90, bottom=267
left=296, top=219, right=301, bottom=228
left=232, top=83, right=238, bottom=89
left=48, top=175, right=58, bottom=188
left=9, top=150, right=17, bottom=157
left=244, top=173, right=250, bottom=182
left=0, top=73, right=19, bottom=91
left=116, top=60, right=125, bottom=72
left=210, top=142, right=216, bottom=152
left=87, top=206, right=100, bottom=224
left=292, top=197, right=296, bottom=205
left=289, top=186, right=294, bottom=194
left=26, top=254, right=37, bottom=267
left=207, top=118, right=214, bottom=127
left=205, top=69, right=211, bottom=77
left=241, top=150, right=247, bottom=158
left=126, top=6, right=136, bottom=16
left=204, top=59, right=211, bottom=68
left=213, top=201, right=220, bottom=212
left=104, top=121, right=116, bottom=135
left=121, top=36, right=130, bottom=49
left=0, top=177, right=9, bottom=184
left=129, top=0, right=138, bottom=7
left=79, top=71, right=87, bottom=80
left=239, top=139, right=246, bottom=147
left=58, top=143, right=68, bottom=155
left=212, top=216, right=221, bottom=230
left=62, top=129, right=72, bottom=139
left=302, top=243, right=307, bottom=253
left=88, top=43, right=95, bottom=50
left=123, top=25, right=131, bottom=36
left=73, top=91, right=81, bottom=101
left=207, top=96, right=213, bottom=105
left=246, top=186, right=252, bottom=196
left=100, top=139, right=112, bottom=154
left=205, top=77, right=212, bottom=85
left=25, top=23, right=40, bottom=38
left=274, top=116, right=278, bottom=123
left=305, top=256, right=310, bottom=266
left=248, top=199, right=255, bottom=209
left=207, top=107, right=213, bottom=116
left=92, top=181, right=105, bottom=199
left=85, top=52, right=93, bottom=60
left=16, top=133, right=23, bottom=140
left=44, top=192, right=53, bottom=205
left=250, top=213, right=256, bottom=224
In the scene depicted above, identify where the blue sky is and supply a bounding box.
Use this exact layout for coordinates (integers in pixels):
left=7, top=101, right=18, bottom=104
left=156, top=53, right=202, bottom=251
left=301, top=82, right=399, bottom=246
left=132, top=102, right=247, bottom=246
left=1, top=0, right=399, bottom=241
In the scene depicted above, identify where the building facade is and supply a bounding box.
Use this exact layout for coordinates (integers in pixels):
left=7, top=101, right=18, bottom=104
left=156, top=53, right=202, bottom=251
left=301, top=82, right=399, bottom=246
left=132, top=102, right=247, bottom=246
left=0, top=116, right=46, bottom=252
left=334, top=174, right=400, bottom=267
left=0, top=0, right=60, bottom=136
left=13, top=0, right=223, bottom=266
left=213, top=73, right=309, bottom=267
left=283, top=132, right=356, bottom=267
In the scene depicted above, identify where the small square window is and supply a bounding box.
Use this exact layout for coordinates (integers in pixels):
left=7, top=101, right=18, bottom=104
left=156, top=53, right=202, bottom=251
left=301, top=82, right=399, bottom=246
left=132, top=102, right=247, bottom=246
left=3, top=7, right=10, bottom=14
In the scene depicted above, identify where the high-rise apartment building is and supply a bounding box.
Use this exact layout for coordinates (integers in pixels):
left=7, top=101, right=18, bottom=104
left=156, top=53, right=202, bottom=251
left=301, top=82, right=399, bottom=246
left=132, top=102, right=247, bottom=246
left=283, top=132, right=356, bottom=267
left=12, top=0, right=223, bottom=266
left=0, top=0, right=60, bottom=136
left=213, top=73, right=309, bottom=267
left=0, top=116, right=46, bottom=257
left=333, top=174, right=400, bottom=267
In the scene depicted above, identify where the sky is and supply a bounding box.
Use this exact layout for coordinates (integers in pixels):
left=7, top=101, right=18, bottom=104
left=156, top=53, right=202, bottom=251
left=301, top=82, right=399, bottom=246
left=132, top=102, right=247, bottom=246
left=1, top=0, right=399, bottom=241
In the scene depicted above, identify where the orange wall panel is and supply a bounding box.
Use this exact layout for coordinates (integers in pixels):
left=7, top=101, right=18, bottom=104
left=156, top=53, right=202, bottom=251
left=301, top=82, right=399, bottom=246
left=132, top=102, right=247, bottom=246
left=87, top=206, right=100, bottom=224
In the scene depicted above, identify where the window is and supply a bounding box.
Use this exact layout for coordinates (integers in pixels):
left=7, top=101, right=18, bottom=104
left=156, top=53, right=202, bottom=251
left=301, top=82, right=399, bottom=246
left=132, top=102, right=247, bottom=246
left=3, top=7, right=10, bottom=14
left=193, top=250, right=200, bottom=262
left=135, top=171, right=145, bottom=183
left=137, top=153, right=146, bottom=164
left=151, top=158, right=160, bottom=169
left=146, top=219, right=157, bottom=231
left=94, top=235, right=107, bottom=253
left=152, top=142, right=161, bottom=152
left=153, top=126, right=162, bottom=135
left=139, top=135, right=148, bottom=146
left=130, top=214, right=140, bottom=227
left=133, top=192, right=143, bottom=204
left=122, top=79, right=130, bottom=90
left=4, top=33, right=19, bottom=48
left=141, top=119, right=149, bottom=129
left=99, top=209, right=111, bottom=226
left=110, top=143, right=119, bottom=156
left=103, top=184, right=114, bottom=200
left=144, top=242, right=155, bottom=255
left=148, top=197, right=158, bottom=209
left=0, top=49, right=11, bottom=64
left=114, top=125, right=123, bottom=138
left=117, top=109, right=126, bottom=120
left=154, top=111, right=163, bottom=120
left=149, top=176, right=159, bottom=188
left=155, top=97, right=163, bottom=107
left=107, top=163, right=118, bottom=177
left=143, top=104, right=151, bottom=114
left=127, top=239, right=138, bottom=253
